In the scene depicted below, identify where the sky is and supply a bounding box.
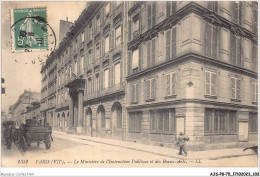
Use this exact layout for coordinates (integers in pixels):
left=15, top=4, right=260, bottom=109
left=1, top=1, right=86, bottom=112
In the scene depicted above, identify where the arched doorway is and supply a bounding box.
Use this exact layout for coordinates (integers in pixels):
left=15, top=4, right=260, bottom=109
left=85, top=107, right=93, bottom=136
left=96, top=105, right=105, bottom=137
left=111, top=102, right=122, bottom=139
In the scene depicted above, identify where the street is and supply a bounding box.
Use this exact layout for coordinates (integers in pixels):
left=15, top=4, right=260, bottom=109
left=1, top=134, right=258, bottom=167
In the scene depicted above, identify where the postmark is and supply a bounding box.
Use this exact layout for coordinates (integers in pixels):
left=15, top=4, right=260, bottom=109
left=10, top=7, right=49, bottom=52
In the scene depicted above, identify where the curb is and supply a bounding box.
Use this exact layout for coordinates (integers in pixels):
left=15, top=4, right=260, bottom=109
left=53, top=132, right=256, bottom=161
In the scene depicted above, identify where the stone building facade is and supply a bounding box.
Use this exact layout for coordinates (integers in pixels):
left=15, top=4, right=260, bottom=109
left=41, top=1, right=258, bottom=150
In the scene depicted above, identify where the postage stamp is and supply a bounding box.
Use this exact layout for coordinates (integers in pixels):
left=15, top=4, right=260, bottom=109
left=10, top=7, right=48, bottom=52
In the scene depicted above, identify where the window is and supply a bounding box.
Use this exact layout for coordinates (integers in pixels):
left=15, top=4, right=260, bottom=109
left=115, top=26, right=122, bottom=46
left=88, top=49, right=92, bottom=64
left=204, top=109, right=237, bottom=134
left=230, top=35, right=242, bottom=66
left=74, top=60, right=78, bottom=75
left=80, top=55, right=84, bottom=74
left=150, top=109, right=175, bottom=133
left=252, top=82, right=258, bottom=103
left=96, top=16, right=100, bottom=31
left=114, top=63, right=120, bottom=85
left=133, top=16, right=139, bottom=38
left=88, top=78, right=92, bottom=94
left=104, top=69, right=109, bottom=88
left=105, top=35, right=110, bottom=53
left=81, top=32, right=84, bottom=43
left=131, top=83, right=139, bottom=103
left=165, top=27, right=177, bottom=60
left=221, top=29, right=230, bottom=53
left=231, top=77, right=241, bottom=100
left=244, top=3, right=252, bottom=25
left=132, top=49, right=139, bottom=69
left=205, top=71, right=217, bottom=96
left=146, top=78, right=156, bottom=100
left=249, top=113, right=258, bottom=132
left=105, top=3, right=110, bottom=17
left=205, top=23, right=218, bottom=59
left=95, top=74, right=100, bottom=91
left=166, top=72, right=177, bottom=96
left=96, top=43, right=101, bottom=58
left=129, top=112, right=142, bottom=132
left=69, top=66, right=72, bottom=79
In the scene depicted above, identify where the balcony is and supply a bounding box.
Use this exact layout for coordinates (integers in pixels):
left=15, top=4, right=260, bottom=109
left=85, top=83, right=125, bottom=102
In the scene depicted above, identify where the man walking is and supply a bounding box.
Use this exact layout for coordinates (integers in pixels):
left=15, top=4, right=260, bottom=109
left=177, top=132, right=189, bottom=156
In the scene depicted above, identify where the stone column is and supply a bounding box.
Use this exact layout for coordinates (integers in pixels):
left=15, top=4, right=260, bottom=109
left=76, top=91, right=83, bottom=134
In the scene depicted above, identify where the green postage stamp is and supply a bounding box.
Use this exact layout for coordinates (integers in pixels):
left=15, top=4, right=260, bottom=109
left=11, top=7, right=48, bottom=52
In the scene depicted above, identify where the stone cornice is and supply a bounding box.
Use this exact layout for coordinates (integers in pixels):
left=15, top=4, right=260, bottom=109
left=127, top=2, right=257, bottom=51
left=126, top=53, right=258, bottom=81
left=127, top=99, right=258, bottom=111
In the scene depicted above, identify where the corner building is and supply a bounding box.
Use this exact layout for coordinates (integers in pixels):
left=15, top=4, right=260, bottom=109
left=41, top=1, right=258, bottom=151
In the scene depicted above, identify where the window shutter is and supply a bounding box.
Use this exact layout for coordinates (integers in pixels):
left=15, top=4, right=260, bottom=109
left=146, top=80, right=150, bottom=100
left=172, top=73, right=177, bottom=95
left=166, top=74, right=170, bottom=96
left=206, top=72, right=210, bottom=95
left=127, top=51, right=132, bottom=76
left=128, top=20, right=132, bottom=41
left=172, top=1, right=177, bottom=15
left=151, top=38, right=156, bottom=66
left=147, top=41, right=151, bottom=68
left=251, top=44, right=257, bottom=72
left=166, top=30, right=171, bottom=60
left=236, top=79, right=241, bottom=100
left=148, top=4, right=152, bottom=29
left=172, top=27, right=177, bottom=59
left=230, top=34, right=236, bottom=65
left=231, top=78, right=236, bottom=99
left=211, top=73, right=217, bottom=96
left=152, top=2, right=156, bottom=27
left=136, top=83, right=139, bottom=102
left=100, top=71, right=103, bottom=89
left=233, top=2, right=239, bottom=24
left=139, top=44, right=142, bottom=71
left=205, top=23, right=212, bottom=57
left=131, top=84, right=135, bottom=103
left=212, top=27, right=218, bottom=59
left=166, top=1, right=171, bottom=17
left=237, top=37, right=242, bottom=67
left=111, top=30, right=115, bottom=49
left=151, top=78, right=156, bottom=99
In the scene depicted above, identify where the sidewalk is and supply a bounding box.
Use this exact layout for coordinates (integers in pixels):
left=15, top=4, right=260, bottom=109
left=53, top=131, right=256, bottom=160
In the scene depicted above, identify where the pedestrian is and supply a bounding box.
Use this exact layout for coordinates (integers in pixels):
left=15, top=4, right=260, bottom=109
left=176, top=132, right=189, bottom=156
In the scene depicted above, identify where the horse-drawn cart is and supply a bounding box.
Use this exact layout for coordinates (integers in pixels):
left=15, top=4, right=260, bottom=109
left=19, top=126, right=52, bottom=152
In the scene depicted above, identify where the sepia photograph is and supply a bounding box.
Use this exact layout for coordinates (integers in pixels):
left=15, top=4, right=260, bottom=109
left=1, top=0, right=259, bottom=176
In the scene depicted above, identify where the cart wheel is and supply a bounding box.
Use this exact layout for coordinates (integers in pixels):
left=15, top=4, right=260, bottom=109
left=19, top=135, right=27, bottom=152
left=45, top=134, right=51, bottom=150
left=37, top=142, right=40, bottom=147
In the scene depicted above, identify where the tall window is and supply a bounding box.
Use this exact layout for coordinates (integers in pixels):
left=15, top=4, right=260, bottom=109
left=150, top=109, right=175, bottom=133
left=96, top=16, right=100, bottom=31
left=252, top=82, right=258, bottom=103
left=114, top=63, right=121, bottom=85
left=81, top=32, right=84, bottom=43
left=204, top=109, right=237, bottom=134
left=205, top=71, right=217, bottom=96
left=146, top=78, right=156, bottom=100
left=88, top=49, right=92, bottom=64
left=133, top=16, right=139, bottom=38
left=74, top=60, right=78, bottom=75
left=132, top=49, right=139, bottom=70
left=88, top=78, right=92, bottom=94
left=131, top=83, right=139, bottom=103
left=104, top=69, right=109, bottom=88
left=205, top=23, right=218, bottom=59
left=166, top=72, right=177, bottom=96
left=95, top=74, right=100, bottom=91
left=129, top=112, right=142, bottom=132
left=230, top=34, right=242, bottom=66
left=231, top=77, right=241, bottom=100
left=115, top=26, right=122, bottom=46
left=166, top=27, right=177, bottom=60
left=249, top=113, right=258, bottom=132
left=96, top=43, right=101, bottom=59
left=105, top=3, right=110, bottom=17
left=69, top=66, right=72, bottom=79
left=105, top=35, right=110, bottom=53
left=80, top=55, right=84, bottom=74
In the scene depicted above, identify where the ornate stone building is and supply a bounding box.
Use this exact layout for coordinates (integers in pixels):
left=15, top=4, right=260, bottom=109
left=41, top=1, right=258, bottom=150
